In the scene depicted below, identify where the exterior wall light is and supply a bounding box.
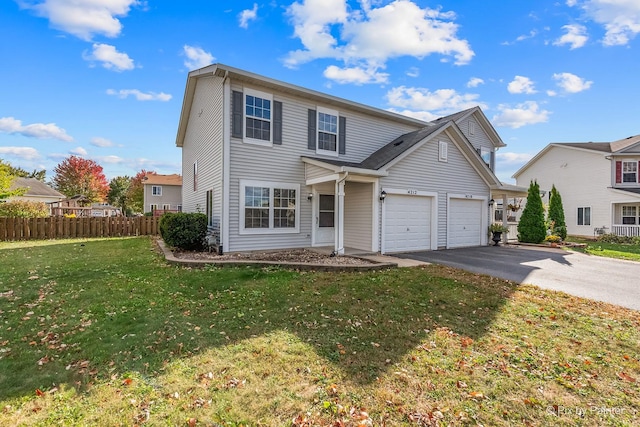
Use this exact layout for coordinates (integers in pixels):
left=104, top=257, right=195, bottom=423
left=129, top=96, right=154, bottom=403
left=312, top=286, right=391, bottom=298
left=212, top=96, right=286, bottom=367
left=379, top=190, right=387, bottom=201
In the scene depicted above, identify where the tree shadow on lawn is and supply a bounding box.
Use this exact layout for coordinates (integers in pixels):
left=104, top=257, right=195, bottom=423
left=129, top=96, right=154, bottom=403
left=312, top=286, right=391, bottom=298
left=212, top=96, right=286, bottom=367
left=0, top=238, right=518, bottom=400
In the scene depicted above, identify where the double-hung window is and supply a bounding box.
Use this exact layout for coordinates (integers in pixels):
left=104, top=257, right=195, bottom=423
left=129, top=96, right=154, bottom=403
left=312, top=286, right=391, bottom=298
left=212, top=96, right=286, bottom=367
left=577, top=207, right=591, bottom=226
left=623, top=161, right=638, bottom=183
left=317, top=107, right=339, bottom=155
left=244, top=88, right=272, bottom=144
left=152, top=185, right=162, bottom=196
left=622, top=206, right=637, bottom=225
left=240, top=180, right=299, bottom=234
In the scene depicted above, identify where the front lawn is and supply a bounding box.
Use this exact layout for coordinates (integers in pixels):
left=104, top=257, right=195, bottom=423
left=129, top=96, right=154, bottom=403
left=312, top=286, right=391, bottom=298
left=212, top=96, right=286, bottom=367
left=0, top=237, right=638, bottom=426
left=566, top=237, right=640, bottom=262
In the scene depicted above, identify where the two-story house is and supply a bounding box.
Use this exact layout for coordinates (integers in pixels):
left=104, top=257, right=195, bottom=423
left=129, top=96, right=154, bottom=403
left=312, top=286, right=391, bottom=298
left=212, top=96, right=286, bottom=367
left=513, top=135, right=640, bottom=238
left=176, top=63, right=515, bottom=254
left=143, top=173, right=182, bottom=215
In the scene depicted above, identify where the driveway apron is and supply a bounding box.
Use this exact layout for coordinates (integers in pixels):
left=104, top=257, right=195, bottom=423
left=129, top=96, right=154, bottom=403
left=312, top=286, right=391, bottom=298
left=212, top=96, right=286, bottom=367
left=397, top=245, right=640, bottom=311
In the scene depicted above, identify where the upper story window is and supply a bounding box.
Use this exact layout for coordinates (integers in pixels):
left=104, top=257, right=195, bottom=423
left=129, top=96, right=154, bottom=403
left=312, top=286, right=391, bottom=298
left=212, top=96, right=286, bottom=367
left=245, top=89, right=272, bottom=143
left=152, top=185, right=162, bottom=196
left=479, top=147, right=491, bottom=166
left=623, top=161, right=637, bottom=183
left=317, top=107, right=339, bottom=155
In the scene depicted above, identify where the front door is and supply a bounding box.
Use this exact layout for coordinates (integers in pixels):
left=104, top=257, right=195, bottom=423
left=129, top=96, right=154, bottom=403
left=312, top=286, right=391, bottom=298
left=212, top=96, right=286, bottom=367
left=315, top=194, right=335, bottom=246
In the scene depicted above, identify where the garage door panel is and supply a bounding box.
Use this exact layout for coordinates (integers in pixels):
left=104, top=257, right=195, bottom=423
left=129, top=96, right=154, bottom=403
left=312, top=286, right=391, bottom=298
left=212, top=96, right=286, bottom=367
left=449, top=199, right=483, bottom=248
left=384, top=195, right=432, bottom=253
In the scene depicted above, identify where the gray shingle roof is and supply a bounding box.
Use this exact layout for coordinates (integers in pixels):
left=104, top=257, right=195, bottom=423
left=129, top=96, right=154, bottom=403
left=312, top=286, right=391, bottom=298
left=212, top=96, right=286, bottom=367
left=10, top=177, right=65, bottom=198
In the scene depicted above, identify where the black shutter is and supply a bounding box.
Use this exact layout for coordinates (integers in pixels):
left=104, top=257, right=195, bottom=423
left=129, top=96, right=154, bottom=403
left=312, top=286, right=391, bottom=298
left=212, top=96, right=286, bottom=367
left=273, top=101, right=282, bottom=145
left=232, top=91, right=243, bottom=139
left=339, top=116, right=346, bottom=155
left=307, top=109, right=316, bottom=150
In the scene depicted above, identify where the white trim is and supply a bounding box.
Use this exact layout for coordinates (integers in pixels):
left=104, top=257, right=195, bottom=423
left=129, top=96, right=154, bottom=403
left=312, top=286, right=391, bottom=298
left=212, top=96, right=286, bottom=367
left=372, top=180, right=380, bottom=252
left=242, top=87, right=273, bottom=146
left=446, top=193, right=488, bottom=249
left=380, top=188, right=438, bottom=254
left=222, top=77, right=231, bottom=252
left=239, top=179, right=300, bottom=235
left=316, top=106, right=340, bottom=157
left=306, top=173, right=341, bottom=186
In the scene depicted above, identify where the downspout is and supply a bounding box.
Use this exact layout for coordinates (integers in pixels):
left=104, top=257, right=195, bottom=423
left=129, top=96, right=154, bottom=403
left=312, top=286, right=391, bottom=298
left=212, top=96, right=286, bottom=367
left=221, top=70, right=230, bottom=255
left=332, top=171, right=349, bottom=256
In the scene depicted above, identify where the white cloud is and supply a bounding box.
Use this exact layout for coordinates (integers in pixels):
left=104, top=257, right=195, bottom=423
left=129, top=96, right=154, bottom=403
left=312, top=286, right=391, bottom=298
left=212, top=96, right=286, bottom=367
left=0, top=146, right=41, bottom=161
left=552, top=72, right=593, bottom=93
left=323, top=65, right=389, bottom=84
left=502, top=30, right=538, bottom=45
left=492, top=101, right=550, bottom=128
left=83, top=43, right=135, bottom=71
left=571, top=0, right=640, bottom=46
left=90, top=137, right=114, bottom=147
left=0, top=116, right=73, bottom=142
left=507, top=76, right=537, bottom=94
left=496, top=151, right=534, bottom=165
left=18, top=0, right=139, bottom=40
left=553, top=24, right=588, bottom=49
left=385, top=86, right=485, bottom=116
left=406, top=67, right=420, bottom=77
left=70, top=146, right=88, bottom=156
left=239, top=3, right=258, bottom=29
left=285, top=0, right=473, bottom=79
left=106, top=89, right=172, bottom=101
left=96, top=155, right=124, bottom=164
left=467, top=77, right=484, bottom=88
left=183, top=45, right=214, bottom=70
left=386, top=109, right=438, bottom=122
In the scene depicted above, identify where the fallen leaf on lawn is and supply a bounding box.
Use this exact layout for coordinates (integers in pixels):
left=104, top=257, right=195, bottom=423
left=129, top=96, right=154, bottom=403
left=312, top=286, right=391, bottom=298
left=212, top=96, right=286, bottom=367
left=456, top=380, right=468, bottom=389
left=617, top=372, right=636, bottom=382
left=122, top=378, right=133, bottom=386
left=186, top=417, right=197, bottom=426
left=460, top=337, right=473, bottom=347
left=468, top=391, right=485, bottom=400
left=35, top=389, right=44, bottom=397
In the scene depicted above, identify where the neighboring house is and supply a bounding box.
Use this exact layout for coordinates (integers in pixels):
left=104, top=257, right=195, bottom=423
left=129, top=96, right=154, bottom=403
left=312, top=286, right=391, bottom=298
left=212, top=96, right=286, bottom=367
left=176, top=63, right=519, bottom=254
left=7, top=177, right=65, bottom=214
left=143, top=173, right=182, bottom=215
left=513, top=135, right=640, bottom=238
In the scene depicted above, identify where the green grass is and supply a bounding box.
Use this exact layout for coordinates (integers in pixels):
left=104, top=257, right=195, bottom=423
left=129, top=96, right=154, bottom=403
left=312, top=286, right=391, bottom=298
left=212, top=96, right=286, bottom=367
left=0, top=237, right=639, bottom=426
left=566, top=237, right=640, bottom=262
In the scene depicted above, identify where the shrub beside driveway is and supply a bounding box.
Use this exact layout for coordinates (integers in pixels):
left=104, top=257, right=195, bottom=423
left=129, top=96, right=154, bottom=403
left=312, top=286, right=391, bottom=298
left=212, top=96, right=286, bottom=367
left=0, top=237, right=638, bottom=426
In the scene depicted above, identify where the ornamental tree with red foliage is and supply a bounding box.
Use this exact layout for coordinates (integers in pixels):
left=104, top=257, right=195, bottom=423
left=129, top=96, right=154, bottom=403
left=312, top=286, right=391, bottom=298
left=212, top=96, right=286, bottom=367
left=126, top=169, right=154, bottom=214
left=52, top=156, right=109, bottom=202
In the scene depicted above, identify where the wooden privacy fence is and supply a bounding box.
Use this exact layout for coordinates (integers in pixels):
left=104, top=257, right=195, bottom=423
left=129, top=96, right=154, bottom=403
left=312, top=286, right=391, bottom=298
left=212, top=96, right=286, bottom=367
left=0, top=216, right=160, bottom=241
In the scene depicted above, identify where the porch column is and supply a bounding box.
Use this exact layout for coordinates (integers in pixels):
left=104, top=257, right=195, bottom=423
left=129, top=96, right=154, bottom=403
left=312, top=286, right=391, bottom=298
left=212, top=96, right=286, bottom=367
left=502, top=195, right=508, bottom=243
left=335, top=177, right=346, bottom=255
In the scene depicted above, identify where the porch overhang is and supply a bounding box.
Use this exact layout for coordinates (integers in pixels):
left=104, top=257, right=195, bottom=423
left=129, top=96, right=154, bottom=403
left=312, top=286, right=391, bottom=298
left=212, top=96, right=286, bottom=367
left=301, top=156, right=387, bottom=186
left=490, top=182, right=529, bottom=199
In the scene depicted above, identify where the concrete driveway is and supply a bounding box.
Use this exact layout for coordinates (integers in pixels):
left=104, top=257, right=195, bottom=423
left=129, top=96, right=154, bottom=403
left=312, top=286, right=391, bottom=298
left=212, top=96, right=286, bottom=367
left=396, top=245, right=640, bottom=311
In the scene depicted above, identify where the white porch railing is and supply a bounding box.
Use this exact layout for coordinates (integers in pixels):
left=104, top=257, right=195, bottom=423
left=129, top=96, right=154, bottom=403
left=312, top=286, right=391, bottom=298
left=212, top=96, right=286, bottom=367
left=611, top=225, right=640, bottom=237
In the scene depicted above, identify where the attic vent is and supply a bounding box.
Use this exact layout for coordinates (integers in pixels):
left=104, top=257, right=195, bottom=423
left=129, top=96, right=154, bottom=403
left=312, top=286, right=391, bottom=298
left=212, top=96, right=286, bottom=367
left=393, top=140, right=404, bottom=147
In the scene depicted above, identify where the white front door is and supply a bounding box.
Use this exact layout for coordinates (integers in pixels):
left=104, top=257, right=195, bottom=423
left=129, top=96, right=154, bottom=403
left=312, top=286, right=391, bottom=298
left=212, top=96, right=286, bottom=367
left=315, top=194, right=335, bottom=246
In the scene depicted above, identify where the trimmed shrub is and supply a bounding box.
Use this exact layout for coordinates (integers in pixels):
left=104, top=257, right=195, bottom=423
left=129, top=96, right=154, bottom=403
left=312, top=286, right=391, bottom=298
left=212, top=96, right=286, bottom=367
left=0, top=200, right=49, bottom=218
left=159, top=212, right=207, bottom=250
left=517, top=180, right=546, bottom=243
left=547, top=185, right=567, bottom=240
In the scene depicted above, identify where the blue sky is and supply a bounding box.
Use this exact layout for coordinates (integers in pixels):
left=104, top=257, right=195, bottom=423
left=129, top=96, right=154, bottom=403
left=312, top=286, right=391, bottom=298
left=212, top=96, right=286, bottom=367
left=1, top=0, right=639, bottom=184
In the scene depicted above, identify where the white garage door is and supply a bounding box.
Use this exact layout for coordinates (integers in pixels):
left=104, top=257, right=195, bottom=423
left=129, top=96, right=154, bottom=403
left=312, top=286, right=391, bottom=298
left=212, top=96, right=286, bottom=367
left=449, top=198, right=483, bottom=248
left=384, top=195, right=431, bottom=253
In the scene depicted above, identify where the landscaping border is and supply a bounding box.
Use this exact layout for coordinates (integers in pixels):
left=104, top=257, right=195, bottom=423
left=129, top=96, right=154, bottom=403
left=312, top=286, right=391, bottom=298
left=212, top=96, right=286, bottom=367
left=155, top=239, right=398, bottom=272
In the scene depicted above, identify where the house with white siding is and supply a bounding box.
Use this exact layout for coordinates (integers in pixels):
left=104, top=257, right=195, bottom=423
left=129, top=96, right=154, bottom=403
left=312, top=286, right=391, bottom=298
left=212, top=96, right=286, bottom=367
left=143, top=173, right=182, bottom=215
left=175, top=63, right=517, bottom=254
left=513, top=135, right=640, bottom=238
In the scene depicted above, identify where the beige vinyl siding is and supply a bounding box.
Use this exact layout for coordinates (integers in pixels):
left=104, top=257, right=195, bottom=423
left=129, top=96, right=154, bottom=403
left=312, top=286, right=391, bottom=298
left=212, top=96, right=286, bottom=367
left=144, top=184, right=182, bottom=212
left=344, top=182, right=373, bottom=251
left=381, top=133, right=489, bottom=248
left=515, top=146, right=616, bottom=236
left=181, top=76, right=224, bottom=229
left=305, top=164, right=331, bottom=181
left=227, top=80, right=422, bottom=252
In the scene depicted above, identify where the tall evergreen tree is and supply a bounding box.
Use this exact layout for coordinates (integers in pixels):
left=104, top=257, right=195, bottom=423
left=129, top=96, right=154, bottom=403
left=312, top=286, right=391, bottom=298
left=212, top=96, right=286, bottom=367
left=518, top=180, right=546, bottom=243
left=548, top=185, right=567, bottom=239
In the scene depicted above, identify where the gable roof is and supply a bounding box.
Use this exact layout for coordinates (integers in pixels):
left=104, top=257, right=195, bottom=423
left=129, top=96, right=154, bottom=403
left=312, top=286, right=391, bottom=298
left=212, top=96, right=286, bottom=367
left=513, top=134, right=640, bottom=179
left=176, top=63, right=430, bottom=147
left=434, top=106, right=506, bottom=148
left=10, top=177, right=65, bottom=198
left=143, top=173, right=182, bottom=186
